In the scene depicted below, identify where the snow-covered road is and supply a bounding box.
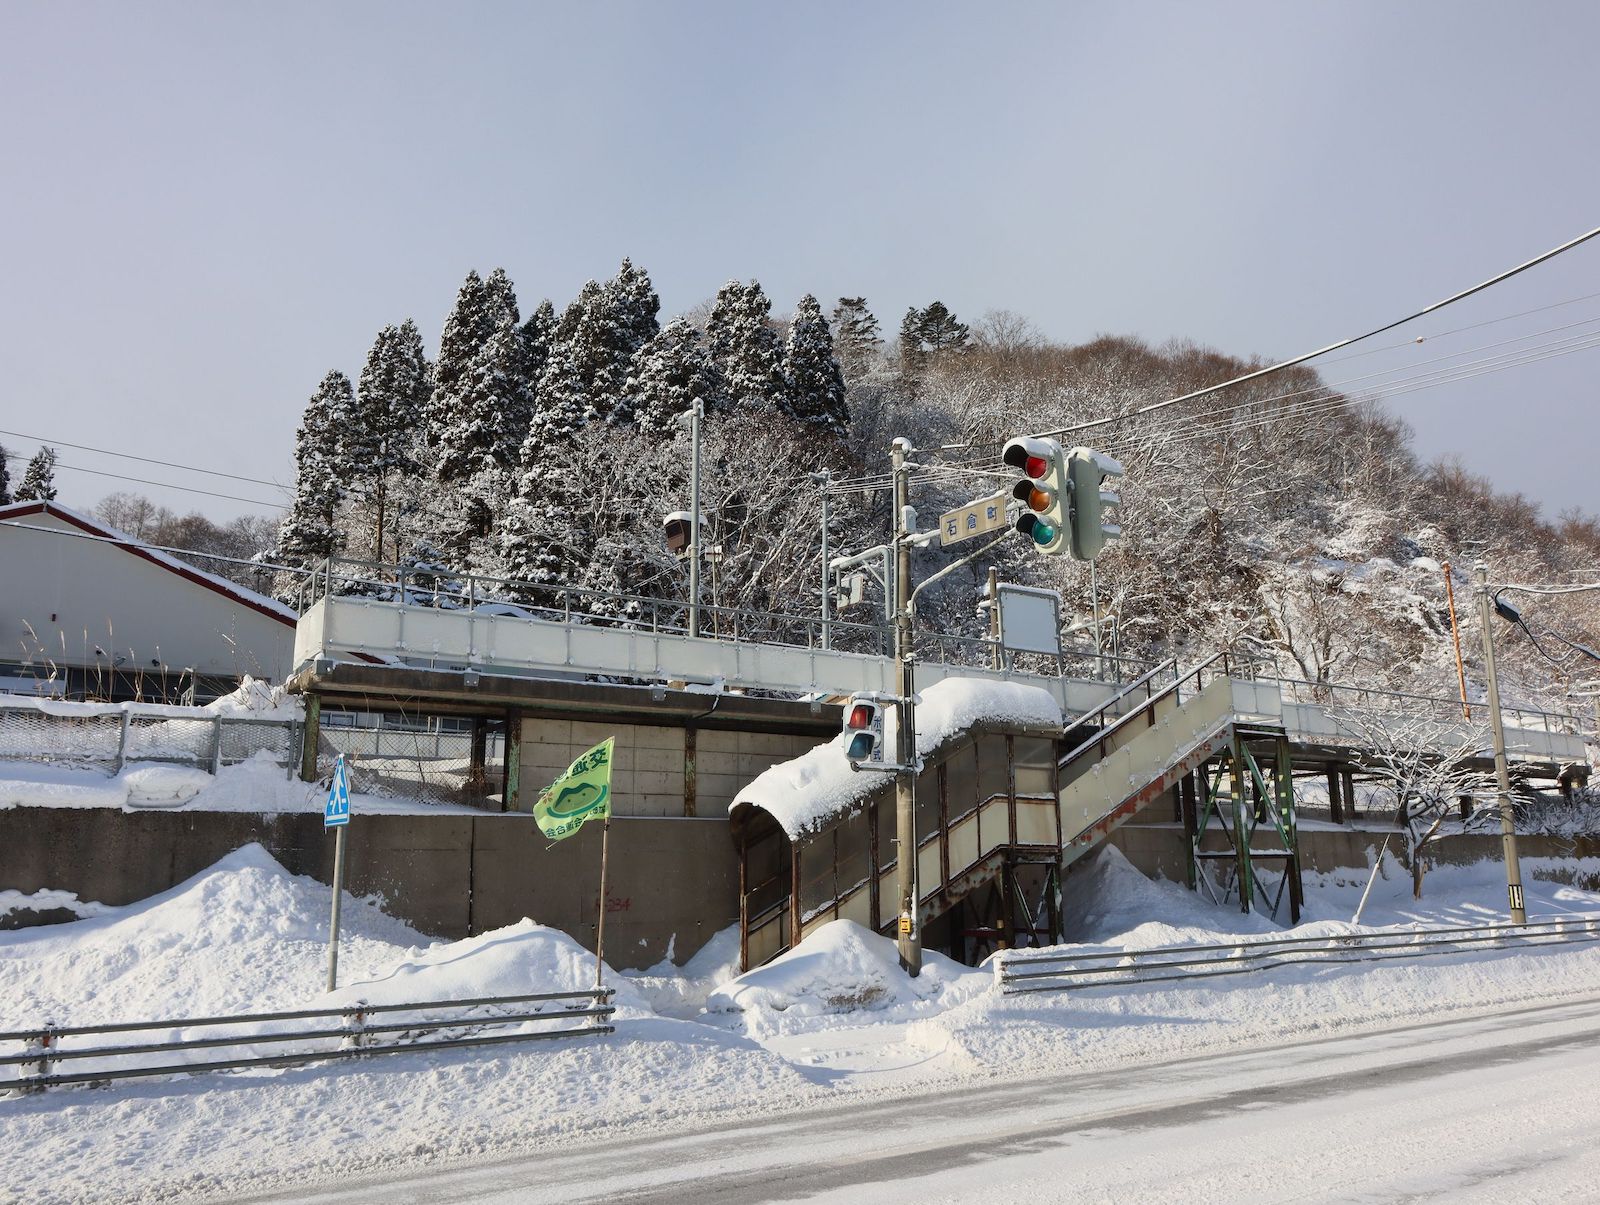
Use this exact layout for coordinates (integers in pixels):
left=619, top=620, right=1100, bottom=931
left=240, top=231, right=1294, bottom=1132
left=242, top=993, right=1600, bottom=1204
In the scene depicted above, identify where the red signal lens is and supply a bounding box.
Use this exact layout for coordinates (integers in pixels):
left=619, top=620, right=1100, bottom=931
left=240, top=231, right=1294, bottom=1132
left=847, top=703, right=875, bottom=729
left=1024, top=455, right=1048, bottom=479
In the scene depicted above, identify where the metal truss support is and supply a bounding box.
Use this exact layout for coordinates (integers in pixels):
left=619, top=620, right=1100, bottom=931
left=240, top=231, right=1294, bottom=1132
left=1186, top=725, right=1302, bottom=924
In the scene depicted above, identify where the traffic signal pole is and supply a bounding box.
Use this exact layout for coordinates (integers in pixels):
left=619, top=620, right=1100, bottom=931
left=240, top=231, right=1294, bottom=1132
left=1474, top=562, right=1526, bottom=924
left=891, top=437, right=921, bottom=976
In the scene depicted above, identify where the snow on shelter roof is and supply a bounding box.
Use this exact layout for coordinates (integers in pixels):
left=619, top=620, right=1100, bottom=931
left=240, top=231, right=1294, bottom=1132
left=0, top=500, right=296, bottom=626
left=732, top=678, right=1063, bottom=841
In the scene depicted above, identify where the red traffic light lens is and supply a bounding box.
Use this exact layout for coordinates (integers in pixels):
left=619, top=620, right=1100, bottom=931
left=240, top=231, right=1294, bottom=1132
left=847, top=703, right=875, bottom=729
left=1024, top=455, right=1048, bottom=479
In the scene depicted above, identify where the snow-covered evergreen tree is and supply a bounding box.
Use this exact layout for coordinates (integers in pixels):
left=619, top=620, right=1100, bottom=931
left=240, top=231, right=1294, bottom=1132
left=15, top=447, right=58, bottom=502
left=783, top=294, right=848, bottom=430
left=626, top=318, right=727, bottom=437
left=831, top=297, right=882, bottom=378
left=277, top=372, right=352, bottom=567
left=0, top=444, right=12, bottom=505
left=352, top=319, right=431, bottom=560
left=609, top=257, right=661, bottom=359
left=706, top=279, right=786, bottom=412
left=519, top=298, right=556, bottom=395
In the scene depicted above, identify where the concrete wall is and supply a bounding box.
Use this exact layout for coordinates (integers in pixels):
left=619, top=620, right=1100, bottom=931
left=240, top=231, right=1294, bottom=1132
left=521, top=717, right=816, bottom=819
left=0, top=807, right=737, bottom=968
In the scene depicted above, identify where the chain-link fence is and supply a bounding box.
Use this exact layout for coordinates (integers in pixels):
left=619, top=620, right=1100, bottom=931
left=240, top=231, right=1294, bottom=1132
left=0, top=700, right=298, bottom=774
left=315, top=722, right=507, bottom=809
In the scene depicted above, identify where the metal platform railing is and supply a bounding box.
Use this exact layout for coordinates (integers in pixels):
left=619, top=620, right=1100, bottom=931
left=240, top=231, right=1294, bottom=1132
left=0, top=987, right=615, bottom=1093
left=295, top=554, right=1160, bottom=683
left=997, top=913, right=1600, bottom=994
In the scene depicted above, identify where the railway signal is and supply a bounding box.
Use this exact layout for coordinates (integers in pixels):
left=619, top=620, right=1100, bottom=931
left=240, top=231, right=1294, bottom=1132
left=842, top=695, right=885, bottom=764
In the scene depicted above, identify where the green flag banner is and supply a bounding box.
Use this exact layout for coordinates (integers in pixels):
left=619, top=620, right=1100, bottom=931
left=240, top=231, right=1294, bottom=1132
left=533, top=737, right=615, bottom=841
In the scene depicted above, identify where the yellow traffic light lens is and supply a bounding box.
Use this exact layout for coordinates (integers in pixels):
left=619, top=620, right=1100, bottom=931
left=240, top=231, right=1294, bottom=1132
left=1028, top=487, right=1051, bottom=512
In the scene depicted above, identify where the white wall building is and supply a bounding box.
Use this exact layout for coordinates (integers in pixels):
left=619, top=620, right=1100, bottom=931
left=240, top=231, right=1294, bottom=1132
left=0, top=500, right=296, bottom=701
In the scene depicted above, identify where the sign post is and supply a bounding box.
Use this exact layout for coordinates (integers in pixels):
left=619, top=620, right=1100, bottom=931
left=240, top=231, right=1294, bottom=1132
left=324, top=753, right=351, bottom=992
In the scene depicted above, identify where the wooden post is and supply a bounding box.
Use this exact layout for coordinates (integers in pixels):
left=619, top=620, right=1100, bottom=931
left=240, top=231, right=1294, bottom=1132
left=300, top=694, right=321, bottom=783
left=1442, top=562, right=1471, bottom=721
left=502, top=709, right=521, bottom=813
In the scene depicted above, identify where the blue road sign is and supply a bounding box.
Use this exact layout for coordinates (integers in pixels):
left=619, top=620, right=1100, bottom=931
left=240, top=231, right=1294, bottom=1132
left=324, top=755, right=351, bottom=828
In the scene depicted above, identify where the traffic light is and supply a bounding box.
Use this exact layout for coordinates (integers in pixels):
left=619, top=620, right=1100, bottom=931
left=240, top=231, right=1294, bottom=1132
left=842, top=695, right=885, bottom=763
left=1002, top=436, right=1069, bottom=556
left=1066, top=446, right=1124, bottom=562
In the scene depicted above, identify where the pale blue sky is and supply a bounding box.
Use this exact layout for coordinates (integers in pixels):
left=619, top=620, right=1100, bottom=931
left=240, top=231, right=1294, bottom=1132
left=3, top=2, right=1596, bottom=522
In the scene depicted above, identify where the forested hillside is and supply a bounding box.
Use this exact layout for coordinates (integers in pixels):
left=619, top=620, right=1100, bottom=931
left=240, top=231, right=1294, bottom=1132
left=270, top=260, right=1600, bottom=715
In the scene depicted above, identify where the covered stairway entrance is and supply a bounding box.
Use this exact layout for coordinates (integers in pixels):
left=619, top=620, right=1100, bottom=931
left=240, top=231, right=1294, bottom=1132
left=730, top=655, right=1307, bottom=971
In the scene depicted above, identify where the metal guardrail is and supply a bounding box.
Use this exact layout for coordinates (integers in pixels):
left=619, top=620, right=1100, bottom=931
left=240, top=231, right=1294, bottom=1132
left=0, top=988, right=615, bottom=1092
left=997, top=913, right=1600, bottom=994
left=1256, top=674, right=1582, bottom=734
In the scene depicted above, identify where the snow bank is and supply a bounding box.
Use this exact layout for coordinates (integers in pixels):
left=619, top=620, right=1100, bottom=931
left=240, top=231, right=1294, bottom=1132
left=0, top=887, right=113, bottom=922
left=624, top=924, right=743, bottom=1018
left=0, top=844, right=426, bottom=1026
left=204, top=675, right=302, bottom=719
left=706, top=920, right=989, bottom=1037
left=734, top=677, right=1062, bottom=839
left=326, top=919, right=653, bottom=1016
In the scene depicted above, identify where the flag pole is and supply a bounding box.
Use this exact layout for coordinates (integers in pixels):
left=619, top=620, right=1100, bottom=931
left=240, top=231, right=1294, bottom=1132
left=595, top=816, right=611, bottom=988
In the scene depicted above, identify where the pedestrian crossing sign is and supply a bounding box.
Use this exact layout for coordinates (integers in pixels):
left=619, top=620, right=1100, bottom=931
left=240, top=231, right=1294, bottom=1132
left=324, top=754, right=350, bottom=828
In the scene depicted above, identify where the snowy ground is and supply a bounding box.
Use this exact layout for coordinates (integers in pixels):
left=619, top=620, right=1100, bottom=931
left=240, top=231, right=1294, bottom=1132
left=3, top=845, right=1600, bottom=1203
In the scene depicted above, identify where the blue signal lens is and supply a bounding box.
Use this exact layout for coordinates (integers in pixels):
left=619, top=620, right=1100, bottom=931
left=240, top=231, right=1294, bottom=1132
left=1030, top=520, right=1058, bottom=545
left=847, top=733, right=876, bottom=760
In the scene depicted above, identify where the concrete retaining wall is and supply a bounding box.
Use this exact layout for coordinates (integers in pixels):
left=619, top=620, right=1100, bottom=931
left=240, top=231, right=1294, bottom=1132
left=0, top=807, right=738, bottom=969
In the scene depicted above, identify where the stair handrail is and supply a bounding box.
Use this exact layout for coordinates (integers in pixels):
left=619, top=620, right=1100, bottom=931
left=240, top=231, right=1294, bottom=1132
left=1058, top=650, right=1233, bottom=768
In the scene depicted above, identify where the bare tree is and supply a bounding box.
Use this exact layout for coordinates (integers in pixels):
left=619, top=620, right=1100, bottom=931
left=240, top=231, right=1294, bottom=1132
left=1336, top=709, right=1499, bottom=898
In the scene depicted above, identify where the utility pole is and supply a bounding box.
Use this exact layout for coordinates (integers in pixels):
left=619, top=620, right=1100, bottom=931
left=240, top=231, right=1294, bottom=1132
left=891, top=437, right=921, bottom=976
left=1474, top=562, right=1526, bottom=924
left=688, top=396, right=703, bottom=639
left=811, top=470, right=831, bottom=649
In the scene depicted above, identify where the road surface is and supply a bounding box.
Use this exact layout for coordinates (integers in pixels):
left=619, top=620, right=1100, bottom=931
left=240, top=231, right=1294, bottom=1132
left=240, top=994, right=1600, bottom=1203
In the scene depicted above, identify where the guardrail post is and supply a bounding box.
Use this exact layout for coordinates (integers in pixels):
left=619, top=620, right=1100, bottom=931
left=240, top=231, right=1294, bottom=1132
left=209, top=716, right=224, bottom=775
left=17, top=1027, right=54, bottom=1093
left=340, top=1006, right=367, bottom=1051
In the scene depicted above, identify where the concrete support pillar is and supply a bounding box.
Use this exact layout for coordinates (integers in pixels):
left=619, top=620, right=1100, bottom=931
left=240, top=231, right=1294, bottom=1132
left=1327, top=764, right=1344, bottom=825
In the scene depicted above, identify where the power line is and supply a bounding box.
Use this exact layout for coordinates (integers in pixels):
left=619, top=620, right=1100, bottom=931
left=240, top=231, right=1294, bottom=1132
left=0, top=426, right=283, bottom=488
left=1317, top=289, right=1600, bottom=364
left=933, top=222, right=1600, bottom=455
left=2, top=451, right=286, bottom=509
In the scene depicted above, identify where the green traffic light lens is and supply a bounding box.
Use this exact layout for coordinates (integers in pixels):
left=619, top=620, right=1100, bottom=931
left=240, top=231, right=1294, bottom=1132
left=1031, top=520, right=1057, bottom=546
left=847, top=732, right=876, bottom=760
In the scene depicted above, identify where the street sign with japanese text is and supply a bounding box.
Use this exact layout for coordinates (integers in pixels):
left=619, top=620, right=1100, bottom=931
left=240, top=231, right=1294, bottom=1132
left=939, top=494, right=1007, bottom=546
